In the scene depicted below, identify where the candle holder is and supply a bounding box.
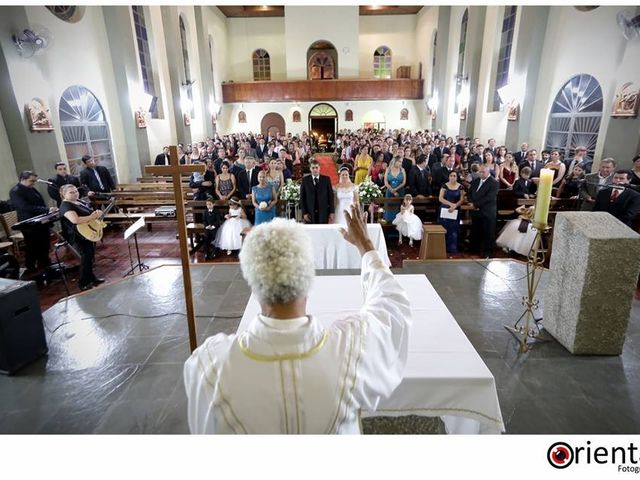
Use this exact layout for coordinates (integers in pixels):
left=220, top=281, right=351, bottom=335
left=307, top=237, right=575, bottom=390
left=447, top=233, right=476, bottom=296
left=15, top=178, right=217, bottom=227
left=504, top=223, right=551, bottom=353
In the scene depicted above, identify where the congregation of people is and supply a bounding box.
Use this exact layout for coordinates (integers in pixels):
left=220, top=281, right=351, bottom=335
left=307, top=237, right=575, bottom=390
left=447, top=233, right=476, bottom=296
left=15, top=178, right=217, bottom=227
left=5, top=127, right=640, bottom=290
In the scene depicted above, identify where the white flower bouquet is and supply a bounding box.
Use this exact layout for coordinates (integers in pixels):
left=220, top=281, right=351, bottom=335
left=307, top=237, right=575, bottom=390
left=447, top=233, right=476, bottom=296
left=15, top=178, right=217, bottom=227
left=358, top=176, right=382, bottom=204
left=281, top=178, right=301, bottom=203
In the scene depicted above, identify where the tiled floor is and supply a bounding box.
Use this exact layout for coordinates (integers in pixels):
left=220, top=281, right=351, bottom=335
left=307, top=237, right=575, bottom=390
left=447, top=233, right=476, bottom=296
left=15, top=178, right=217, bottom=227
left=1, top=257, right=639, bottom=434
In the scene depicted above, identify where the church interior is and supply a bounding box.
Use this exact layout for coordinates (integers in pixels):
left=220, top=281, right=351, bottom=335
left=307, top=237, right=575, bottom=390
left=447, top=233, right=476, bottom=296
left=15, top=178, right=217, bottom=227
left=1, top=4, right=640, bottom=435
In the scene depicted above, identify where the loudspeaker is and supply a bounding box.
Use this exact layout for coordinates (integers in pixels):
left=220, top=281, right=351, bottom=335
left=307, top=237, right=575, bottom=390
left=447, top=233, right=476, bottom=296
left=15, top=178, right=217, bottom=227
left=0, top=278, right=47, bottom=375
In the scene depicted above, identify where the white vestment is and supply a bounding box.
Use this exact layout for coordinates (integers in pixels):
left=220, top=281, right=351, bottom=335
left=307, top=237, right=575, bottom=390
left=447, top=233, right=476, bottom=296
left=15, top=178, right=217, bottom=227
left=183, top=251, right=411, bottom=434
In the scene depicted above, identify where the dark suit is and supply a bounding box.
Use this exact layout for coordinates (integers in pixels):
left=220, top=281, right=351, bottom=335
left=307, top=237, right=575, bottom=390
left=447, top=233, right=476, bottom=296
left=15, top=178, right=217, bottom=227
left=255, top=144, right=267, bottom=160
left=517, top=159, right=543, bottom=178
left=409, top=165, right=432, bottom=197
left=300, top=174, right=334, bottom=224
left=202, top=208, right=224, bottom=258
left=514, top=151, right=528, bottom=165
left=154, top=153, right=170, bottom=165
left=469, top=176, right=499, bottom=257
left=433, top=146, right=449, bottom=163
left=80, top=166, right=115, bottom=193
left=513, top=178, right=537, bottom=198
left=9, top=183, right=51, bottom=270
left=594, top=187, right=640, bottom=229
left=47, top=174, right=85, bottom=206
left=237, top=167, right=260, bottom=199
left=432, top=165, right=460, bottom=192
left=565, top=158, right=593, bottom=175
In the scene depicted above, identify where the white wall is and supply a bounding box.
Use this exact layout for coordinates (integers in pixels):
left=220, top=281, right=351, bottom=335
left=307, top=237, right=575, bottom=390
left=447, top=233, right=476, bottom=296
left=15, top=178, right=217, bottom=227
left=284, top=6, right=360, bottom=80
left=530, top=6, right=628, bottom=157
left=226, top=17, right=286, bottom=82
left=443, top=7, right=468, bottom=135
left=0, top=111, right=17, bottom=198
left=415, top=6, right=439, bottom=130
left=219, top=100, right=425, bottom=135
left=473, top=6, right=509, bottom=145
left=358, top=15, right=417, bottom=79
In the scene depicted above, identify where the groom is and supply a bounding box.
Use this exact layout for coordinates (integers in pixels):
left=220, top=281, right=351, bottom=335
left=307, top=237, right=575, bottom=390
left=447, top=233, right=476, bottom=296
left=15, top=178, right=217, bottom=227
left=300, top=159, right=335, bottom=224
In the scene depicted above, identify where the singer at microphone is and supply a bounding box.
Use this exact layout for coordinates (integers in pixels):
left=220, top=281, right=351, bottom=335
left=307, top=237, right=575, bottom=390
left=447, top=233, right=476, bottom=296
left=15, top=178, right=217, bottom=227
left=9, top=171, right=58, bottom=273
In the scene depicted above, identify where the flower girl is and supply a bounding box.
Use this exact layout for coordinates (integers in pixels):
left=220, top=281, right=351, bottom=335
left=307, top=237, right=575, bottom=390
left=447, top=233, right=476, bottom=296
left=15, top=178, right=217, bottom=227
left=215, top=197, right=252, bottom=255
left=392, top=194, right=423, bottom=247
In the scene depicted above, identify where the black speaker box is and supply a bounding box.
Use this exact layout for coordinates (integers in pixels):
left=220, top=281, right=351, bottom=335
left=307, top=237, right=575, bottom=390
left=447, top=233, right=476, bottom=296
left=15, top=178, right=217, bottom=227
left=0, top=278, right=48, bottom=375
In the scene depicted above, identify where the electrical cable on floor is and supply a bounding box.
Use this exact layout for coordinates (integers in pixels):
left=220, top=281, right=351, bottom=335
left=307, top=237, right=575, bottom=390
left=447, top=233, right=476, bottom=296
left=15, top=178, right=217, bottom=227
left=43, top=312, right=244, bottom=336
left=472, top=259, right=531, bottom=301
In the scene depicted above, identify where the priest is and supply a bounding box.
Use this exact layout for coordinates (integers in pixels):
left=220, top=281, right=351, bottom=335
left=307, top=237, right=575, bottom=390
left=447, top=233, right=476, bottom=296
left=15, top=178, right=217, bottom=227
left=183, top=205, right=411, bottom=434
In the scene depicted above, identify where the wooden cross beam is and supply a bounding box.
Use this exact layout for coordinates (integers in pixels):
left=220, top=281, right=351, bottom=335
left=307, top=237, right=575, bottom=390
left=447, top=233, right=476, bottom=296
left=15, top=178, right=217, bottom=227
left=145, top=146, right=205, bottom=352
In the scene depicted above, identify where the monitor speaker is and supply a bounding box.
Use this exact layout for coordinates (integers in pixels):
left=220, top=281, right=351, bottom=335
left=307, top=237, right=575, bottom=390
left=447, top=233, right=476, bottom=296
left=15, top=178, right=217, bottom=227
left=0, top=278, right=47, bottom=375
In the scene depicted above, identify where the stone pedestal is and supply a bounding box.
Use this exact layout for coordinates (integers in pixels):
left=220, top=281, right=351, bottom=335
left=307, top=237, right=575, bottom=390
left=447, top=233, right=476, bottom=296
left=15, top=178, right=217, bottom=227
left=543, top=212, right=640, bottom=355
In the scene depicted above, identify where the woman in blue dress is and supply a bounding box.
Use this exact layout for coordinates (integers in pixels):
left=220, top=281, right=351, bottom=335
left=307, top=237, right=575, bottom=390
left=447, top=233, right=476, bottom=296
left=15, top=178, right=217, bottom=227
left=383, top=157, right=406, bottom=222
left=438, top=170, right=466, bottom=254
left=252, top=170, right=278, bottom=225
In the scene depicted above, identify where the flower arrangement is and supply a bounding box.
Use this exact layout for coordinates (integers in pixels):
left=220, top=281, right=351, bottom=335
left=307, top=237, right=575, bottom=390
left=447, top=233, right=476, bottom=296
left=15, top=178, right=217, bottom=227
left=358, top=176, right=382, bottom=204
left=281, top=178, right=301, bottom=203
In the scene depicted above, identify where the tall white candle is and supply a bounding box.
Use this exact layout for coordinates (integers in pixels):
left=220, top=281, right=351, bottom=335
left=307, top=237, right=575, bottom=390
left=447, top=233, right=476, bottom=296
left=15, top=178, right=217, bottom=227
left=533, top=168, right=554, bottom=228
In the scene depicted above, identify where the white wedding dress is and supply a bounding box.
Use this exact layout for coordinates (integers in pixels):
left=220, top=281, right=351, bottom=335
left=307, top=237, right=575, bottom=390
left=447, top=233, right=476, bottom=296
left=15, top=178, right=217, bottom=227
left=334, top=184, right=358, bottom=225
left=215, top=208, right=252, bottom=251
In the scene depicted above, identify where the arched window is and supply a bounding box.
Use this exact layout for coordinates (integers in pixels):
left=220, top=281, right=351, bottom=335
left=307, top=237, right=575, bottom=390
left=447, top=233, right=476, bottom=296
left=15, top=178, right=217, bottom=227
left=373, top=46, right=392, bottom=79
left=252, top=49, right=271, bottom=81
left=59, top=85, right=116, bottom=180
left=345, top=109, right=353, bottom=122
left=208, top=35, right=217, bottom=102
left=238, top=111, right=247, bottom=123
left=492, top=6, right=517, bottom=111
left=292, top=111, right=301, bottom=123
left=308, top=52, right=335, bottom=80
left=131, top=6, right=158, bottom=118
left=46, top=6, right=84, bottom=23
left=179, top=15, right=193, bottom=117
left=400, top=108, right=409, bottom=121
left=455, top=9, right=468, bottom=113
left=544, top=74, right=603, bottom=162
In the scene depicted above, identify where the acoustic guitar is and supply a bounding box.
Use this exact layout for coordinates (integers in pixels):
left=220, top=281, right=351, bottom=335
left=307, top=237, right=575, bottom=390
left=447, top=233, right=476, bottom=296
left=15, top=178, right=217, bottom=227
left=77, top=197, right=117, bottom=242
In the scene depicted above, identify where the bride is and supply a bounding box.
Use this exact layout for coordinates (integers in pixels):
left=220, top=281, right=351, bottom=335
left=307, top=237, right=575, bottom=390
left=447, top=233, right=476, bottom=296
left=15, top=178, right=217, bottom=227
left=334, top=166, right=359, bottom=225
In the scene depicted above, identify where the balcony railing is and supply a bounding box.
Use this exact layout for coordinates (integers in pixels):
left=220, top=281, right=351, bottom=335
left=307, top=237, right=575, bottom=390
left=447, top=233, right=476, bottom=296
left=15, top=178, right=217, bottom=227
left=222, top=78, right=423, bottom=103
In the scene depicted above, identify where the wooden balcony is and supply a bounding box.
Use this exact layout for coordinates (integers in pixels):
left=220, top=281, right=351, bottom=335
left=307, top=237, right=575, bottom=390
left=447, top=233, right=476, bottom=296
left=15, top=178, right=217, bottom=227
left=221, top=78, right=424, bottom=103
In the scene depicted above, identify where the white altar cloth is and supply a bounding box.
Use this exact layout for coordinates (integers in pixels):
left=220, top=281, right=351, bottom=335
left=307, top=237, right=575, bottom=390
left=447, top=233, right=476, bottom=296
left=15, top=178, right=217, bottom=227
left=238, top=274, right=505, bottom=434
left=304, top=224, right=391, bottom=269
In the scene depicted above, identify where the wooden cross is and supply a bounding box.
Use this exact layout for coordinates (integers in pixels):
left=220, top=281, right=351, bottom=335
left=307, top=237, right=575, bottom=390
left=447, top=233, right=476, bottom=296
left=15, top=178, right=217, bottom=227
left=145, top=146, right=205, bottom=352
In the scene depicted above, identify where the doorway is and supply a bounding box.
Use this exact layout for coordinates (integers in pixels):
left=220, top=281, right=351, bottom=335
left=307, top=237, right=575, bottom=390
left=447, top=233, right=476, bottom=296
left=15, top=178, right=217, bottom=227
left=308, top=103, right=337, bottom=151
left=260, top=112, right=286, bottom=139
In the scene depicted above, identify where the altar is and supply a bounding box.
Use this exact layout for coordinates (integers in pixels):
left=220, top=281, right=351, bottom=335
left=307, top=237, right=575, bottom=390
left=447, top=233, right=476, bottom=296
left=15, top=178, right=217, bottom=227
left=238, top=274, right=505, bottom=434
left=304, top=223, right=390, bottom=269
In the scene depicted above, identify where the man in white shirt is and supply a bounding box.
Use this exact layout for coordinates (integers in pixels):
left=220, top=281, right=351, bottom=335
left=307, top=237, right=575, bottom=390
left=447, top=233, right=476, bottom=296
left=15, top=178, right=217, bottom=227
left=184, top=208, right=411, bottom=433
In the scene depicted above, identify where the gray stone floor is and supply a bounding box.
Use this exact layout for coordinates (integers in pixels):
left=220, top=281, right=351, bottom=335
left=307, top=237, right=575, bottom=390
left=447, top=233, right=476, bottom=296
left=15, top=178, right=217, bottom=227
left=1, top=260, right=639, bottom=434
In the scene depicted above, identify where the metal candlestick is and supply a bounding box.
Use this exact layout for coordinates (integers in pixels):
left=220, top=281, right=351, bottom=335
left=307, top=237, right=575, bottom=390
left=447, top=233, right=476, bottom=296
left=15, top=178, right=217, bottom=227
left=504, top=222, right=551, bottom=353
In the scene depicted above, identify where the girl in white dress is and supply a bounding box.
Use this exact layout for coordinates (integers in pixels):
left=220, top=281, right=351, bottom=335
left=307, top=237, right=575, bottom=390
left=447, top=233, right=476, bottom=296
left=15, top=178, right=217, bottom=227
left=496, top=205, right=538, bottom=257
left=215, top=197, right=252, bottom=255
left=334, top=166, right=359, bottom=225
left=392, top=194, right=423, bottom=246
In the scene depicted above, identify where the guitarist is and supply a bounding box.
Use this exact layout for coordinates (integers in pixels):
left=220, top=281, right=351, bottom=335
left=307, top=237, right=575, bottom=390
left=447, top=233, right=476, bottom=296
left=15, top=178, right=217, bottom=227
left=59, top=184, right=105, bottom=291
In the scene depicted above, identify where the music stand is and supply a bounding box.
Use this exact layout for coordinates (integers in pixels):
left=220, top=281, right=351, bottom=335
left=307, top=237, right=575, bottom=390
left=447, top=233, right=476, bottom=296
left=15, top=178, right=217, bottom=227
left=123, top=216, right=149, bottom=276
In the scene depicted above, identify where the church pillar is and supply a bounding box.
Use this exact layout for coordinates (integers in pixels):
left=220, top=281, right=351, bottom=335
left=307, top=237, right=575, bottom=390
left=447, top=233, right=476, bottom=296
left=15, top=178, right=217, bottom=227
left=161, top=6, right=191, bottom=145
left=432, top=6, right=451, bottom=133
left=504, top=6, right=549, bottom=152
left=102, top=6, right=146, bottom=180
left=458, top=6, right=486, bottom=137
left=193, top=6, right=214, bottom=139
left=0, top=6, right=61, bottom=197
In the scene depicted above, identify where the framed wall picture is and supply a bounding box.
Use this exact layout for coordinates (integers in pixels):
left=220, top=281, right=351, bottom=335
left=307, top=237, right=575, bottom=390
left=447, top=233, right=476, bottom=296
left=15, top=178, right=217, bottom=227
left=184, top=112, right=191, bottom=126
left=611, top=82, right=639, bottom=118
left=135, top=110, right=147, bottom=129
left=25, top=98, right=54, bottom=132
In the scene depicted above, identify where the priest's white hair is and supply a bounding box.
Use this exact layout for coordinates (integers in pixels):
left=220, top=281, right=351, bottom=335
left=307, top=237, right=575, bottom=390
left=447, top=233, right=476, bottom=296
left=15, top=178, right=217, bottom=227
left=239, top=218, right=315, bottom=305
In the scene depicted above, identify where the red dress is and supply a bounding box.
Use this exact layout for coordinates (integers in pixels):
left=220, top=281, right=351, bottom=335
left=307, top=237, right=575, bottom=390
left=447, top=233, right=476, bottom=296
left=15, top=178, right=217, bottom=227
left=502, top=167, right=516, bottom=186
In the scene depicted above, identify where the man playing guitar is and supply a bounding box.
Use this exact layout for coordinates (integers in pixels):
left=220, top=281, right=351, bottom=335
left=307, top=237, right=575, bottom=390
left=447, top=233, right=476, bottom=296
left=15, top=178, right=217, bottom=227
left=59, top=184, right=106, bottom=291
